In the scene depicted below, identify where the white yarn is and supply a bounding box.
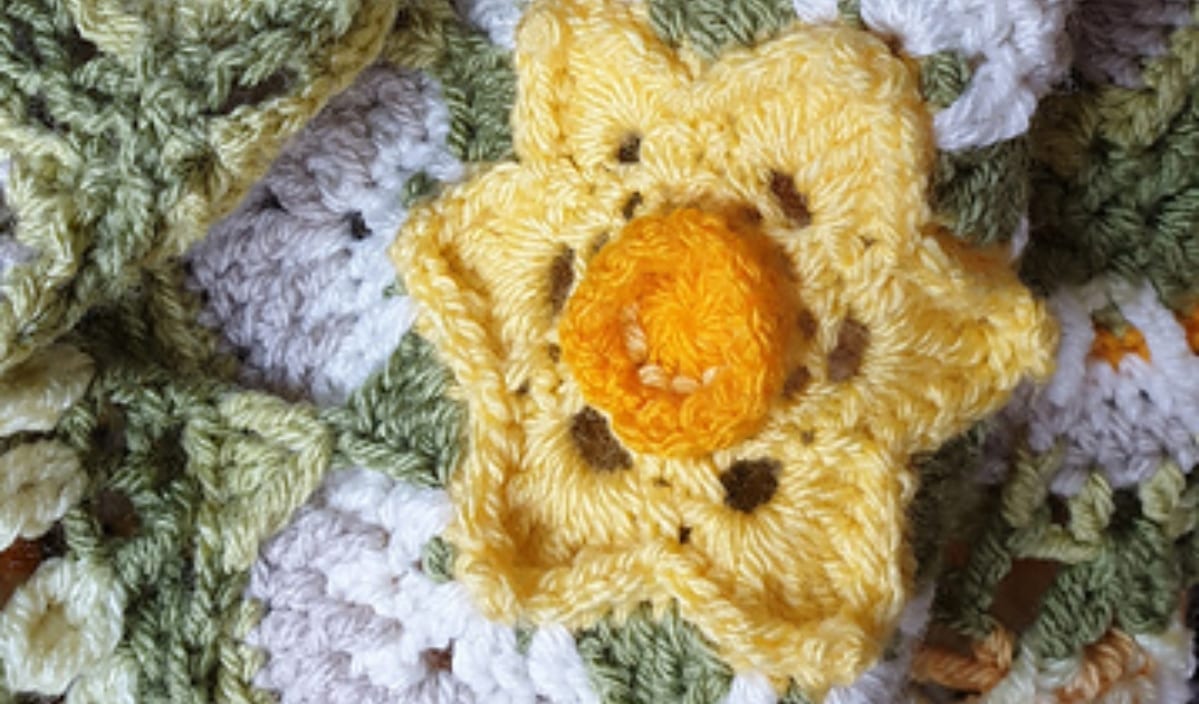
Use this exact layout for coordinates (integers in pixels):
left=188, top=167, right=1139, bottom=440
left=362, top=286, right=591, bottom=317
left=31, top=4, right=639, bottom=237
left=187, top=65, right=463, bottom=406
left=0, top=558, right=125, bottom=695
left=982, top=280, right=1199, bottom=495
left=66, top=652, right=138, bottom=704
left=1068, top=0, right=1193, bottom=88
left=456, top=0, right=527, bottom=49
left=857, top=0, right=1073, bottom=151
left=791, top=0, right=839, bottom=24
left=0, top=441, right=86, bottom=549
left=247, top=468, right=599, bottom=704
left=1135, top=612, right=1198, bottom=704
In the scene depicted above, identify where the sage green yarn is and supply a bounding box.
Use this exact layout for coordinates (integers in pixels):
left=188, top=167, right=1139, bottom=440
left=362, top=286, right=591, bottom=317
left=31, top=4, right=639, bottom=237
left=0, top=270, right=334, bottom=702
left=647, top=0, right=795, bottom=59
left=420, top=534, right=456, bottom=583
left=931, top=138, right=1029, bottom=245
left=1021, top=18, right=1199, bottom=303
left=837, top=0, right=862, bottom=24
left=83, top=263, right=238, bottom=381
left=930, top=438, right=1199, bottom=664
left=919, top=51, right=974, bottom=110
left=386, top=2, right=517, bottom=163
left=51, top=371, right=329, bottom=702
left=0, top=0, right=399, bottom=375
left=575, top=604, right=734, bottom=704
left=515, top=624, right=537, bottom=655
left=323, top=332, right=465, bottom=489
left=1022, top=513, right=1179, bottom=659
left=779, top=684, right=815, bottom=704
left=400, top=170, right=441, bottom=208
left=909, top=423, right=992, bottom=580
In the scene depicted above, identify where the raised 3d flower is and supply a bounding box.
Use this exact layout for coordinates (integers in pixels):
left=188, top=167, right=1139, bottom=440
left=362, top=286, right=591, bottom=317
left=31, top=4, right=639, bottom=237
left=390, top=0, right=1056, bottom=694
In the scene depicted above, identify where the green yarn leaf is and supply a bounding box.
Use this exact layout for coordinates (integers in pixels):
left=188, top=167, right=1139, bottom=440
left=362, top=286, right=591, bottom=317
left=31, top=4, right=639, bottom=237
left=386, top=2, right=516, bottom=163
left=1021, top=21, right=1199, bottom=304
left=400, top=170, right=441, bottom=208
left=49, top=354, right=330, bottom=702
left=0, top=0, right=400, bottom=375
left=647, top=0, right=796, bottom=59
left=931, top=138, right=1029, bottom=245
left=575, top=604, right=734, bottom=704
left=928, top=429, right=1199, bottom=666
left=779, top=684, right=814, bottom=704
left=837, top=0, right=862, bottom=24
left=420, top=534, right=457, bottom=583
left=324, top=332, right=465, bottom=489
left=909, top=423, right=993, bottom=581
left=919, top=51, right=974, bottom=110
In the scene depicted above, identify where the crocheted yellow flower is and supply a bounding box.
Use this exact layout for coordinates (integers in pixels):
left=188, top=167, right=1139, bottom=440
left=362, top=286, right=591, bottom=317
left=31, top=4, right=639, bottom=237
left=390, top=0, right=1056, bottom=694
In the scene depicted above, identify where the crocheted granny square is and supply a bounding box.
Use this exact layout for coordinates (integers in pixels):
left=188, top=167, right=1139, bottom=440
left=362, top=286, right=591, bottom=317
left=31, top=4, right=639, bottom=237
left=1, top=0, right=1198, bottom=703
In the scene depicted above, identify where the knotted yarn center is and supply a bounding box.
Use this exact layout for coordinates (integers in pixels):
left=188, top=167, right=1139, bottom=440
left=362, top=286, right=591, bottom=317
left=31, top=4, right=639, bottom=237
left=560, top=207, right=797, bottom=457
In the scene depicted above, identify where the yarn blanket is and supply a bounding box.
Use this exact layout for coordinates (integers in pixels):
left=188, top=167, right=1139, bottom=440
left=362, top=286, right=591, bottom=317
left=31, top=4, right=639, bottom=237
left=1, top=0, right=1197, bottom=702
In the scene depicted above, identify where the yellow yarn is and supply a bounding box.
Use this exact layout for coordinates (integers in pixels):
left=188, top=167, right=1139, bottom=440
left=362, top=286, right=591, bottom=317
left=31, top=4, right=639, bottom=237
left=0, top=558, right=125, bottom=695
left=0, top=344, right=94, bottom=437
left=390, top=0, right=1056, bottom=694
left=0, top=442, right=85, bottom=549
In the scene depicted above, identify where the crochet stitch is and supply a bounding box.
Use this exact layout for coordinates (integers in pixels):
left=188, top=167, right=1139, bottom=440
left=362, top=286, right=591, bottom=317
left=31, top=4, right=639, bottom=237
left=389, top=0, right=1054, bottom=695
left=3, top=0, right=1199, bottom=702
left=0, top=0, right=402, bottom=377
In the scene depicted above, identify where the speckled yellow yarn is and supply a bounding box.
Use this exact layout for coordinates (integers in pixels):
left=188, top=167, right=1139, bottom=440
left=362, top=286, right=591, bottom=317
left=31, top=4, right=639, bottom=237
left=390, top=0, right=1056, bottom=695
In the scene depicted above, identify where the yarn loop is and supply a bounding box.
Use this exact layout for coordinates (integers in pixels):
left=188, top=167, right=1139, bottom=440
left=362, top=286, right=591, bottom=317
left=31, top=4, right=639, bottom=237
left=561, top=208, right=796, bottom=457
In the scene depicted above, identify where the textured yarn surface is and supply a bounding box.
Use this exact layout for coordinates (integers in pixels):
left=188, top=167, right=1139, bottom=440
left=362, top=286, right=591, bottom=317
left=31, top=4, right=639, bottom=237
left=390, top=0, right=1055, bottom=695
left=2, top=0, right=1199, bottom=703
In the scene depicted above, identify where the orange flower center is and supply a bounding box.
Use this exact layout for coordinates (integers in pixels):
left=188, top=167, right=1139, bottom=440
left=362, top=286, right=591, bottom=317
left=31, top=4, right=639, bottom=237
left=1089, top=324, right=1149, bottom=368
left=559, top=208, right=797, bottom=457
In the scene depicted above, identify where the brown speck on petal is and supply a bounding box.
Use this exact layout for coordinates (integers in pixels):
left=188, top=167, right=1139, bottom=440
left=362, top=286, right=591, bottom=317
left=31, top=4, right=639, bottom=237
left=570, top=407, right=633, bottom=471
left=828, top=319, right=870, bottom=382
left=720, top=459, right=781, bottom=513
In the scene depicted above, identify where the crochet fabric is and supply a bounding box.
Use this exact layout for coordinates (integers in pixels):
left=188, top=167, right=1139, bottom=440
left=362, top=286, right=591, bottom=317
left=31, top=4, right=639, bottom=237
left=0, top=0, right=1196, bottom=702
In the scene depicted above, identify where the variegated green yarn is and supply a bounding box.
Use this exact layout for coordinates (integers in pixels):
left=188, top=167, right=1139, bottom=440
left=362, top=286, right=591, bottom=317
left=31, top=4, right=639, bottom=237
left=385, top=1, right=517, bottom=162
left=0, top=0, right=400, bottom=375
left=1022, top=15, right=1199, bottom=305
left=325, top=331, right=465, bottom=489
left=647, top=0, right=794, bottom=58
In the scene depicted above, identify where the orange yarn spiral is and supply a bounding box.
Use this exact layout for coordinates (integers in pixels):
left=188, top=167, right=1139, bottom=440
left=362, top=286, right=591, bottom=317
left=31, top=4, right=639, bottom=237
left=559, top=208, right=797, bottom=457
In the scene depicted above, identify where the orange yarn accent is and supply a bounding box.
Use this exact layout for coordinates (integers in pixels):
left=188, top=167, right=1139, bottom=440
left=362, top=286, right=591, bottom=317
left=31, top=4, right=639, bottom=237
left=1089, top=324, right=1149, bottom=368
left=1179, top=305, right=1199, bottom=354
left=912, top=627, right=1013, bottom=693
left=1055, top=629, right=1151, bottom=703
left=559, top=208, right=796, bottom=457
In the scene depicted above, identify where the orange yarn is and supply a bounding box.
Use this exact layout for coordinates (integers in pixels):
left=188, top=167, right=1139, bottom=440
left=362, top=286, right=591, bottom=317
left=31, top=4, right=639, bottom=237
left=1089, top=324, right=1150, bottom=368
left=912, top=627, right=1013, bottom=693
left=559, top=208, right=796, bottom=457
left=1055, top=629, right=1151, bottom=703
left=1179, top=305, right=1199, bottom=354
